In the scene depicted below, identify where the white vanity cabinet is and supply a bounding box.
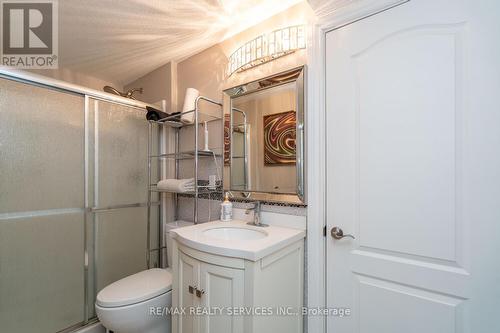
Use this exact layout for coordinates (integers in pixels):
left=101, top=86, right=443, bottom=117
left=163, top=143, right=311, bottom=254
left=176, top=249, right=245, bottom=333
left=172, top=238, right=304, bottom=333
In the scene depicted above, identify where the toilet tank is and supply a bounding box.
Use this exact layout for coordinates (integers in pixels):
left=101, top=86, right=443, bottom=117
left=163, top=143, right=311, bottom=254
left=165, top=221, right=193, bottom=267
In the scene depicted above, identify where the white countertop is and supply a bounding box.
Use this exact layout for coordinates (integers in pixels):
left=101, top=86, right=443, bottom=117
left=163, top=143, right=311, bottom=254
left=170, top=220, right=306, bottom=261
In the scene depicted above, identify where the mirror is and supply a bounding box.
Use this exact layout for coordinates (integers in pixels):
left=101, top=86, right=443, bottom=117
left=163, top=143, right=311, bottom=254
left=223, top=67, right=305, bottom=204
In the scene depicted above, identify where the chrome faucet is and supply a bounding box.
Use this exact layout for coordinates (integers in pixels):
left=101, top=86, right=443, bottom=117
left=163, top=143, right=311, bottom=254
left=245, top=201, right=268, bottom=227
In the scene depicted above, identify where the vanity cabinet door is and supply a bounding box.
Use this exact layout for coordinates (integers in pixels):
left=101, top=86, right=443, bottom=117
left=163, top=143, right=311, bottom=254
left=178, top=251, right=201, bottom=333
left=199, top=262, right=244, bottom=333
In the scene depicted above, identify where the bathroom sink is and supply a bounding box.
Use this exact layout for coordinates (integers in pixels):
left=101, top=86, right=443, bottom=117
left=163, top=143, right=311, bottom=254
left=170, top=220, right=305, bottom=261
left=203, top=227, right=267, bottom=241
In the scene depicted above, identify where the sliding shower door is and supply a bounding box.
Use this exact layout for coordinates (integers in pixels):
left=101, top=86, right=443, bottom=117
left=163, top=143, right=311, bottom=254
left=0, top=78, right=160, bottom=332
left=0, top=79, right=86, bottom=332
left=87, top=98, right=160, bottom=301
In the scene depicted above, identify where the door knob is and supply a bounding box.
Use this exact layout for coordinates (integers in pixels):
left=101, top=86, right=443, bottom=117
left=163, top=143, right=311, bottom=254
left=330, top=227, right=355, bottom=240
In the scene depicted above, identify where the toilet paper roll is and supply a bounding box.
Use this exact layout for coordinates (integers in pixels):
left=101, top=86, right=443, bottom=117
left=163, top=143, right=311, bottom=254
left=181, top=88, right=199, bottom=124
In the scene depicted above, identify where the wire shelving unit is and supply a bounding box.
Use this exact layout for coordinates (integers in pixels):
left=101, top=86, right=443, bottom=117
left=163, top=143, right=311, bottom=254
left=146, top=96, right=223, bottom=268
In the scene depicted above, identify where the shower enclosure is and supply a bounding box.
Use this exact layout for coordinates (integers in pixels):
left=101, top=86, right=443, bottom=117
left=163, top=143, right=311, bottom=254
left=0, top=71, right=162, bottom=333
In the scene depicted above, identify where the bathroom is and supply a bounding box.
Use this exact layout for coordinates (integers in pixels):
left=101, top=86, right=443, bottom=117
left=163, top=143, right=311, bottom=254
left=0, top=0, right=499, bottom=333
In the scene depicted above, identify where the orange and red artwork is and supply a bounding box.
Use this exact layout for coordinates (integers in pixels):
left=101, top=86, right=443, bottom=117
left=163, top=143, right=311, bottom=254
left=263, top=111, right=296, bottom=165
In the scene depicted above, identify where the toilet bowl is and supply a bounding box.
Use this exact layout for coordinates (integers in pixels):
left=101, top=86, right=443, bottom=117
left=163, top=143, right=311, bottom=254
left=95, top=268, right=172, bottom=333
left=95, top=221, right=193, bottom=333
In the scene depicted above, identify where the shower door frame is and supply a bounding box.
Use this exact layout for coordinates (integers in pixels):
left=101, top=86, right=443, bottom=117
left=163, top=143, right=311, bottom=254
left=0, top=69, right=162, bottom=332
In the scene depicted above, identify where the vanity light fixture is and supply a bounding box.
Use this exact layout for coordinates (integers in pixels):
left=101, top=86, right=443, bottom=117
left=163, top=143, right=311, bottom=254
left=227, top=25, right=306, bottom=76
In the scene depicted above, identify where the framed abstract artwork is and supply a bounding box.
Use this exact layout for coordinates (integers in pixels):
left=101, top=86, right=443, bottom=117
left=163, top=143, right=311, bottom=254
left=263, top=111, right=296, bottom=165
left=224, top=114, right=230, bottom=165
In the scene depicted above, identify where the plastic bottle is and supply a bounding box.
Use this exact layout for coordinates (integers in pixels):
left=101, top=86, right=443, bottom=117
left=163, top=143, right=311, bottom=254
left=220, top=192, right=232, bottom=222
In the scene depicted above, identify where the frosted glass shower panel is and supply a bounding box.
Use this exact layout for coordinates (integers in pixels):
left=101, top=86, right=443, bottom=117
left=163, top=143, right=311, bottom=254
left=95, top=207, right=148, bottom=292
left=94, top=100, right=150, bottom=207
left=0, top=210, right=85, bottom=333
left=0, top=77, right=85, bottom=332
left=0, top=78, right=84, bottom=213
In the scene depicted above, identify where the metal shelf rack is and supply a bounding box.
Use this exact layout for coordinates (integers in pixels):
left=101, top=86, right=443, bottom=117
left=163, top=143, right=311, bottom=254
left=150, top=150, right=222, bottom=160
left=146, top=96, right=223, bottom=269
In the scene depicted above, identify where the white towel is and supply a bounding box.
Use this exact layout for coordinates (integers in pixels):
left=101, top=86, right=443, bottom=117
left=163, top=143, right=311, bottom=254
left=181, top=88, right=199, bottom=124
left=157, top=178, right=195, bottom=193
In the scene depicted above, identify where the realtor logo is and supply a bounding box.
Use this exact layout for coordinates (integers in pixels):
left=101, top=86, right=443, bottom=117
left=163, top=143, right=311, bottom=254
left=1, top=0, right=58, bottom=68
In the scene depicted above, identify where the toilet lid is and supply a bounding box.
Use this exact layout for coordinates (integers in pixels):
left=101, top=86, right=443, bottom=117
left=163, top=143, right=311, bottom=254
left=96, top=268, right=172, bottom=307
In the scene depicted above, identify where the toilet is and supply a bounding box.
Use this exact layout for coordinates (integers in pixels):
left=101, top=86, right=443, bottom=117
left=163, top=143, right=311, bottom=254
left=95, top=221, right=193, bottom=333
left=95, top=268, right=172, bottom=333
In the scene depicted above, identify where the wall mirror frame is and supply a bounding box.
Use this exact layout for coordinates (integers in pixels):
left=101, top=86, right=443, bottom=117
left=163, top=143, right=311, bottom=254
left=223, top=66, right=305, bottom=205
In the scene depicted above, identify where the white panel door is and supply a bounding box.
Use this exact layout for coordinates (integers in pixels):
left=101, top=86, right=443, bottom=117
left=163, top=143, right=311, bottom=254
left=177, top=252, right=201, bottom=333
left=325, top=0, right=500, bottom=332
left=199, top=262, right=244, bottom=333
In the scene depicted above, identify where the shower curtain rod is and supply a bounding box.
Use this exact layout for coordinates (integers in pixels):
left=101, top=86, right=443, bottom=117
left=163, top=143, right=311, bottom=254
left=0, top=68, right=157, bottom=110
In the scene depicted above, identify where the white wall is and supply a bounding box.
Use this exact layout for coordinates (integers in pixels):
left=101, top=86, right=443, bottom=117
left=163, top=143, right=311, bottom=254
left=28, top=68, right=122, bottom=91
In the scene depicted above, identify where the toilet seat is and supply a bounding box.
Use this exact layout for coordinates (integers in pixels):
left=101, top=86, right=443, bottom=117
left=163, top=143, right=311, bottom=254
left=96, top=268, right=172, bottom=308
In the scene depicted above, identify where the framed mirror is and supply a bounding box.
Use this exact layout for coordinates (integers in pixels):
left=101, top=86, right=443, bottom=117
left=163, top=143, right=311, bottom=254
left=223, top=66, right=305, bottom=204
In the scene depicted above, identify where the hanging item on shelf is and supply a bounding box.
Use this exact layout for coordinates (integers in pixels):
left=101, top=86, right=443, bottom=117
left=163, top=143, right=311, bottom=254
left=202, top=121, right=210, bottom=152
left=181, top=88, right=199, bottom=124
left=145, top=106, right=169, bottom=121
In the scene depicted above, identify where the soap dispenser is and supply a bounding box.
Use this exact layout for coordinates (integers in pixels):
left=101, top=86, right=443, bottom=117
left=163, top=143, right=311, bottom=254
left=220, top=192, right=233, bottom=222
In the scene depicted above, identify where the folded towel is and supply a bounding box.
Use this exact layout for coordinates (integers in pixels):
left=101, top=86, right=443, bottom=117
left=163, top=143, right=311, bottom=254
left=157, top=178, right=195, bottom=193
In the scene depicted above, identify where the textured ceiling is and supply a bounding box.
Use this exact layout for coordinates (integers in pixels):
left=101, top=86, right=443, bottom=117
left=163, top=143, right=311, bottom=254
left=307, top=0, right=355, bottom=12
left=58, top=0, right=302, bottom=86
left=307, top=0, right=388, bottom=19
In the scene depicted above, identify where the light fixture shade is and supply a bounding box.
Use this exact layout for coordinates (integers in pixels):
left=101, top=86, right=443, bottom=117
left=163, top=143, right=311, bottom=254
left=227, top=25, right=306, bottom=76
